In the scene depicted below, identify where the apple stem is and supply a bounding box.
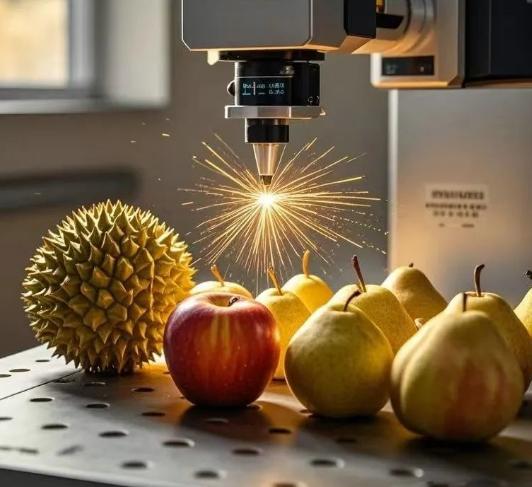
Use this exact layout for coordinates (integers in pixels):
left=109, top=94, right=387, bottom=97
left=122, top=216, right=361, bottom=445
left=474, top=264, right=485, bottom=297
left=344, top=289, right=362, bottom=312
left=302, top=250, right=311, bottom=278
left=228, top=296, right=240, bottom=307
left=408, top=262, right=414, bottom=268
left=526, top=270, right=532, bottom=280
left=462, top=293, right=468, bottom=313
left=352, top=255, right=367, bottom=293
left=210, top=264, right=225, bottom=286
left=267, top=267, right=283, bottom=296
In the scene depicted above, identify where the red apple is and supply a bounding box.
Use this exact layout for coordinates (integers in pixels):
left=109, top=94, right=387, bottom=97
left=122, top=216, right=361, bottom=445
left=164, top=292, right=280, bottom=407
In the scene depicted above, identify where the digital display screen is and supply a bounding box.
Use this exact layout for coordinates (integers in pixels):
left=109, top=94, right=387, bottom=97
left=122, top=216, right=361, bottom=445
left=382, top=56, right=435, bottom=76
left=241, top=79, right=289, bottom=97
left=237, top=76, right=292, bottom=105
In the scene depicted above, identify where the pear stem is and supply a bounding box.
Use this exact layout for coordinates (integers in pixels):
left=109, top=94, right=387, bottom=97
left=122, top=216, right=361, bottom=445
left=352, top=255, right=367, bottom=293
left=526, top=270, right=532, bottom=280
left=267, top=267, right=283, bottom=296
left=462, top=293, right=468, bottom=313
left=344, top=290, right=362, bottom=312
left=474, top=264, right=485, bottom=297
left=408, top=262, right=414, bottom=268
left=302, top=250, right=311, bottom=278
left=210, top=264, right=225, bottom=286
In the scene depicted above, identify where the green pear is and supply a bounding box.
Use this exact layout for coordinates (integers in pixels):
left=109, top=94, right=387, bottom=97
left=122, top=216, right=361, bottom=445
left=283, top=250, right=333, bottom=313
left=256, top=268, right=310, bottom=380
left=446, top=265, right=532, bottom=387
left=382, top=263, right=447, bottom=323
left=391, top=294, right=524, bottom=442
left=285, top=290, right=393, bottom=418
left=330, top=256, right=417, bottom=354
left=515, top=270, right=532, bottom=336
left=191, top=264, right=252, bottom=298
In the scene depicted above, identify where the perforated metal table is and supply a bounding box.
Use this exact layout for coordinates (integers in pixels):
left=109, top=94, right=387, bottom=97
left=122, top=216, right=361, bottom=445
left=1, top=346, right=531, bottom=487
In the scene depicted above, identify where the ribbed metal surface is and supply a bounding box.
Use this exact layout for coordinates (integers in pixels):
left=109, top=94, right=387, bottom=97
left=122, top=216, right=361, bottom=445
left=1, top=346, right=531, bottom=487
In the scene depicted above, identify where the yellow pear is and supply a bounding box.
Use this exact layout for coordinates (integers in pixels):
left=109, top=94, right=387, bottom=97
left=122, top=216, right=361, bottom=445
left=283, top=250, right=333, bottom=313
left=515, top=270, right=532, bottom=336
left=391, top=294, right=524, bottom=442
left=256, top=268, right=310, bottom=380
left=382, top=263, right=447, bottom=323
left=190, top=264, right=252, bottom=298
left=446, top=265, right=532, bottom=387
left=285, top=290, right=393, bottom=418
left=330, top=256, right=417, bottom=354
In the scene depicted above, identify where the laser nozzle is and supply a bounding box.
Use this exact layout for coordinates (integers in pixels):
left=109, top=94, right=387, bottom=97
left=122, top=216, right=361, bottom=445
left=253, top=143, right=285, bottom=188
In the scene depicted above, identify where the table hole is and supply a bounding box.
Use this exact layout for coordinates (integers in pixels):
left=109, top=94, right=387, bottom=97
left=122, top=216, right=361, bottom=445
left=42, top=423, right=68, bottom=430
left=232, top=447, right=261, bottom=456
left=35, top=359, right=50, bottom=363
left=0, top=374, right=12, bottom=378
left=86, top=403, right=110, bottom=409
left=510, top=459, right=532, bottom=470
left=57, top=445, right=84, bottom=456
left=390, top=467, right=424, bottom=478
left=19, top=448, right=39, bottom=455
left=269, top=427, right=292, bottom=435
left=132, top=387, right=154, bottom=393
left=336, top=436, right=357, bottom=444
left=121, top=460, right=149, bottom=470
left=310, top=458, right=343, bottom=468
left=54, top=377, right=75, bottom=384
left=100, top=430, right=128, bottom=438
left=84, top=381, right=106, bottom=387
left=9, top=368, right=30, bottom=373
left=30, top=397, right=53, bottom=403
left=163, top=439, right=195, bottom=448
left=142, top=411, right=165, bottom=417
left=195, top=470, right=223, bottom=480
left=0, top=417, right=13, bottom=422
left=205, top=417, right=228, bottom=425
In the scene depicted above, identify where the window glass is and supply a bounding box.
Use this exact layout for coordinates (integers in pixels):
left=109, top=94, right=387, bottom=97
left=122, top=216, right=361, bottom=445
left=0, top=0, right=68, bottom=87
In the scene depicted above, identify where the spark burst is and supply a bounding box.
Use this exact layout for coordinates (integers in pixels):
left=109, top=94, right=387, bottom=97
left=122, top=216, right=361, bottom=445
left=180, top=135, right=381, bottom=281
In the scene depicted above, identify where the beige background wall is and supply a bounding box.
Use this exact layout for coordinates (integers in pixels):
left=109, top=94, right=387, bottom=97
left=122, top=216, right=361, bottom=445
left=0, top=13, right=388, bottom=357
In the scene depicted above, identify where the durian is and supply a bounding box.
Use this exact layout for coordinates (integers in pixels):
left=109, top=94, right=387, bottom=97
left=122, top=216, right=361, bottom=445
left=22, top=201, right=195, bottom=374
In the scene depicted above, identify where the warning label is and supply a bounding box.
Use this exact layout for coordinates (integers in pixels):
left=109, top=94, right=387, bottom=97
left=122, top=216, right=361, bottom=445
left=425, top=183, right=489, bottom=228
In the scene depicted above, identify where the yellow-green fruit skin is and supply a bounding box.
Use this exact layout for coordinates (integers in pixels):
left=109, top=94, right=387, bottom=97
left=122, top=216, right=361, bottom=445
left=382, top=266, right=447, bottom=323
left=22, top=201, right=195, bottom=374
left=285, top=304, right=393, bottom=418
left=330, top=284, right=417, bottom=354
left=515, top=289, right=532, bottom=336
left=391, top=311, right=524, bottom=442
left=446, top=293, right=532, bottom=386
left=190, top=281, right=252, bottom=299
left=256, top=289, right=310, bottom=379
left=283, top=274, right=333, bottom=313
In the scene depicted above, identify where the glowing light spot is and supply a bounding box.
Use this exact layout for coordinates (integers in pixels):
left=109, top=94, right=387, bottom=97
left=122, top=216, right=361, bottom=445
left=257, top=193, right=278, bottom=208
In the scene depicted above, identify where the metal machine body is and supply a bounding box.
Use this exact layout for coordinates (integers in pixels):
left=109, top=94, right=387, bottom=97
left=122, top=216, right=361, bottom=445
left=182, top=0, right=532, bottom=184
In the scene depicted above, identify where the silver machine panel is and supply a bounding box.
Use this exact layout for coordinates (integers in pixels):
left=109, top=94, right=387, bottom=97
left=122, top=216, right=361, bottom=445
left=182, top=0, right=347, bottom=52
left=1, top=346, right=532, bottom=486
left=389, top=89, right=532, bottom=304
